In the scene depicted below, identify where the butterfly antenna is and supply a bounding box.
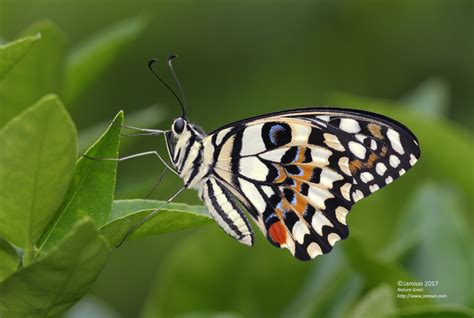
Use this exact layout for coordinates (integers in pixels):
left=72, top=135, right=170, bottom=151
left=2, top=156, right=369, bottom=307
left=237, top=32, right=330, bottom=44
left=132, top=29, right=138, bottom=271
left=167, top=54, right=187, bottom=118
left=148, top=59, right=186, bottom=117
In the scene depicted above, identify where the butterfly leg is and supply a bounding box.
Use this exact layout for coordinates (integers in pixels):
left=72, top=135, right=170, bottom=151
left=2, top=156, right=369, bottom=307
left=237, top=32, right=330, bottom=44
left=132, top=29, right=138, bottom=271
left=120, top=132, right=162, bottom=137
left=83, top=151, right=178, bottom=175
left=115, top=185, right=186, bottom=247
left=109, top=120, right=166, bottom=134
left=143, top=167, right=169, bottom=199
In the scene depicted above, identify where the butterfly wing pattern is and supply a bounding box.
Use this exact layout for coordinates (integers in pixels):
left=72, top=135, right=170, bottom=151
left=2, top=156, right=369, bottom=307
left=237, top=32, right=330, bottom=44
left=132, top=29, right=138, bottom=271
left=200, top=177, right=254, bottom=246
left=197, top=108, right=420, bottom=260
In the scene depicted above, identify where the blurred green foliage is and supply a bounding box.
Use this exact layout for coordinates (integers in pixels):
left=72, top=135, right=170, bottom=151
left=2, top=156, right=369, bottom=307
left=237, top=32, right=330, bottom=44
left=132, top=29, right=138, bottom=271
left=0, top=0, right=473, bottom=317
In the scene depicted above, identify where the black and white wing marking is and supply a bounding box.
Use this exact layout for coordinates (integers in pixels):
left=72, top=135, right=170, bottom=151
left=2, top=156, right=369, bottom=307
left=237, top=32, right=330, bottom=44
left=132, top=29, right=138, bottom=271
left=202, top=107, right=420, bottom=260
left=200, top=177, right=253, bottom=246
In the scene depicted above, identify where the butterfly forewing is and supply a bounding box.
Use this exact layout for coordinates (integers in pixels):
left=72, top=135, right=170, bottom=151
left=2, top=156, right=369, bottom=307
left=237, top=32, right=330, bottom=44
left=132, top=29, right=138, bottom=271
left=204, top=108, right=420, bottom=260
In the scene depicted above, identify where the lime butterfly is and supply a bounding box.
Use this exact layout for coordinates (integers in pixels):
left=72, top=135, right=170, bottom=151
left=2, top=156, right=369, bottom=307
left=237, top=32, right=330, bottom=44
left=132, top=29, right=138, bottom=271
left=97, top=56, right=420, bottom=261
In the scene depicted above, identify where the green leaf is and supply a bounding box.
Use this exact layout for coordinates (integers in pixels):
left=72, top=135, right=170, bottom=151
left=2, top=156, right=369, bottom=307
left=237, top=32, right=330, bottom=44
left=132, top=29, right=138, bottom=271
left=37, top=111, right=123, bottom=255
left=0, top=219, right=110, bottom=318
left=348, top=285, right=396, bottom=318
left=0, top=238, right=19, bottom=282
left=0, top=95, right=76, bottom=250
left=110, top=199, right=208, bottom=219
left=64, top=16, right=147, bottom=103
left=0, top=34, right=41, bottom=81
left=0, top=21, right=66, bottom=128
left=100, top=199, right=211, bottom=246
left=78, top=104, right=165, bottom=154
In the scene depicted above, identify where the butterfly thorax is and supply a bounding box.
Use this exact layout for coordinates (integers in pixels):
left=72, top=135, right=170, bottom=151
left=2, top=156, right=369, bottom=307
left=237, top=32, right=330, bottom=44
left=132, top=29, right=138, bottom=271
left=166, top=118, right=210, bottom=189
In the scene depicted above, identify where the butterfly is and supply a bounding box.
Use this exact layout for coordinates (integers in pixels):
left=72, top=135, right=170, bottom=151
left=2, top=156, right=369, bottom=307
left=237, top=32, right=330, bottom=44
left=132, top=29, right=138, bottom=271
left=110, top=56, right=421, bottom=261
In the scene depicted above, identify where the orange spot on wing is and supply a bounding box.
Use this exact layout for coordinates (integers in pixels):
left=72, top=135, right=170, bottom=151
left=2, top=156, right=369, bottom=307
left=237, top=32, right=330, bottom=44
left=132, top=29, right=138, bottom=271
left=294, top=195, right=308, bottom=215
left=300, top=166, right=314, bottom=179
left=350, top=153, right=378, bottom=172
left=274, top=165, right=287, bottom=183
left=281, top=186, right=309, bottom=216
left=367, top=152, right=378, bottom=168
left=368, top=123, right=383, bottom=139
left=349, top=159, right=363, bottom=174
left=281, top=199, right=292, bottom=211
left=296, top=147, right=306, bottom=163
left=292, top=179, right=302, bottom=192
left=269, top=221, right=287, bottom=245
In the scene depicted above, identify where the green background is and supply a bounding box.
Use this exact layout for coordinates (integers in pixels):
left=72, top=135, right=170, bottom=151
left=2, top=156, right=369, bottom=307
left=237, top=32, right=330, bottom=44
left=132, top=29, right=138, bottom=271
left=0, top=0, right=473, bottom=317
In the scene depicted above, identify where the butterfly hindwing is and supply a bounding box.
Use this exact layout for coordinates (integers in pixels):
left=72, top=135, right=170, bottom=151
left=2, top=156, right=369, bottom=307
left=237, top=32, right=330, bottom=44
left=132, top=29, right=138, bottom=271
left=204, top=108, right=420, bottom=260
left=200, top=177, right=253, bottom=246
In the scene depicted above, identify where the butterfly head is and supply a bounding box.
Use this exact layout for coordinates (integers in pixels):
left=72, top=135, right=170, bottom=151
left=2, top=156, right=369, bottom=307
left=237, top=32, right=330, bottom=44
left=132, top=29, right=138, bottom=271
left=165, top=117, right=206, bottom=172
left=172, top=117, right=186, bottom=135
left=171, top=117, right=206, bottom=137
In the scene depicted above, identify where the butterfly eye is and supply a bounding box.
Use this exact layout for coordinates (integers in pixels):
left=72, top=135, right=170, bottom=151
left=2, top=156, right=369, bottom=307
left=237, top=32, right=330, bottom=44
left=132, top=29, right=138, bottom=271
left=173, top=118, right=185, bottom=134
